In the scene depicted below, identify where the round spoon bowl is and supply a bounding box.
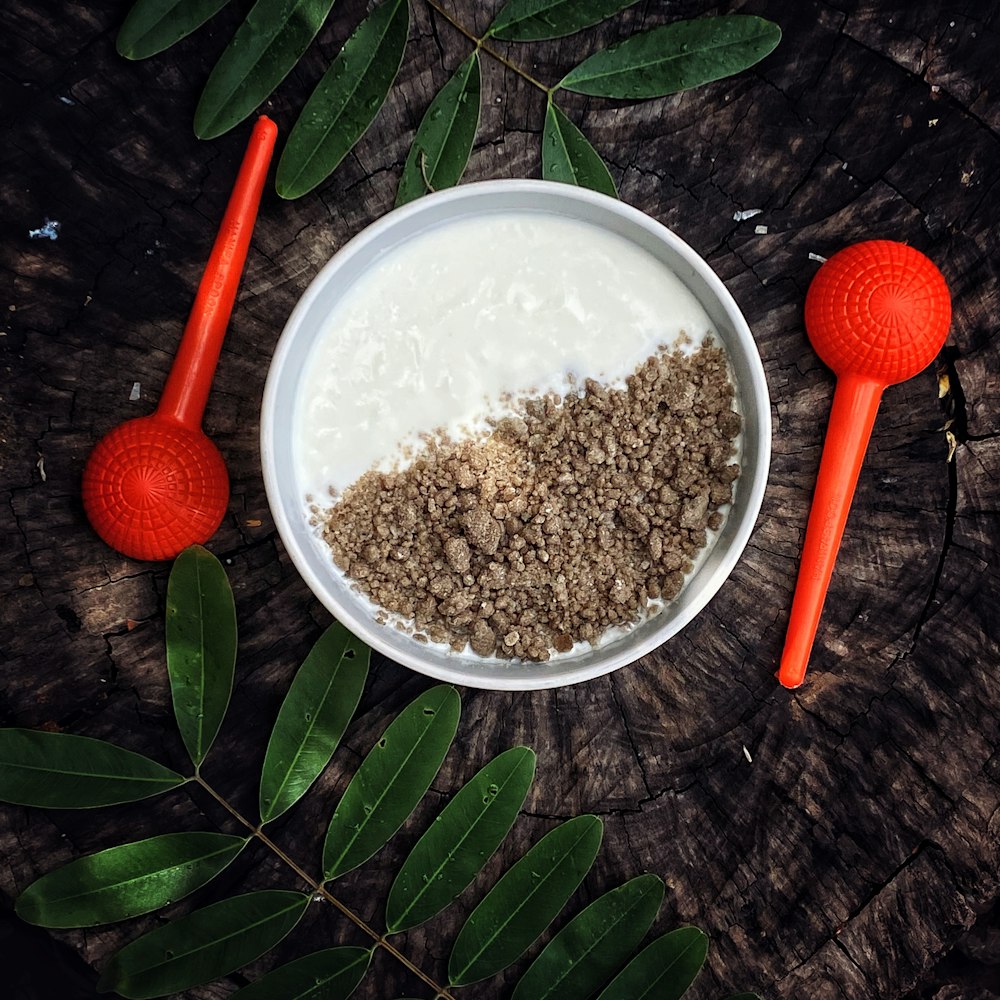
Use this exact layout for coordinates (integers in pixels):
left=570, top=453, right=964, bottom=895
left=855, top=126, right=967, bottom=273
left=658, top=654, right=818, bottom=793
left=804, top=240, right=951, bottom=382
left=262, top=180, right=772, bottom=691
left=83, top=416, right=229, bottom=562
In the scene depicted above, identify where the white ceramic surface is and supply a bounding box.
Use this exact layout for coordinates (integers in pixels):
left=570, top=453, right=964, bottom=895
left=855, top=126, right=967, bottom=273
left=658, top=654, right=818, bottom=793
left=261, top=180, right=771, bottom=691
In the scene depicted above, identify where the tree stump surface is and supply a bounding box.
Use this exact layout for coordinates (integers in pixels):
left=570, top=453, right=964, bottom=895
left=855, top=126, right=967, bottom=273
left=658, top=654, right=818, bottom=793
left=2, top=2, right=999, bottom=998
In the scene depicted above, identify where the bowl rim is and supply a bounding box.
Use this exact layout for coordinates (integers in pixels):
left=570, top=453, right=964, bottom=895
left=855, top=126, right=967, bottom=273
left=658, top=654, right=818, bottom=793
left=261, top=178, right=771, bottom=690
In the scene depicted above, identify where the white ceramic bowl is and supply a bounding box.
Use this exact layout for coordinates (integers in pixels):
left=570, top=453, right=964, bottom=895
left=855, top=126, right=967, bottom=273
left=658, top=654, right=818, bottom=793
left=261, top=180, right=770, bottom=690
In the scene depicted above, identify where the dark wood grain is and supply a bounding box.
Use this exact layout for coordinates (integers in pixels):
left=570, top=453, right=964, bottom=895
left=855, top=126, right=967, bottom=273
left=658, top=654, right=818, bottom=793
left=2, top=2, right=998, bottom=998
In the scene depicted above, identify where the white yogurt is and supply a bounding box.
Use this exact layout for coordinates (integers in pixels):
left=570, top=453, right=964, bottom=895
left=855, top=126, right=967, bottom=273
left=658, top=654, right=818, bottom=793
left=296, top=212, right=715, bottom=498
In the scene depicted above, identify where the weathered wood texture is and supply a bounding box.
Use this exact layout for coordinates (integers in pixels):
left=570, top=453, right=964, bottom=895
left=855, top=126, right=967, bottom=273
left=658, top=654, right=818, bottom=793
left=2, top=1, right=999, bottom=998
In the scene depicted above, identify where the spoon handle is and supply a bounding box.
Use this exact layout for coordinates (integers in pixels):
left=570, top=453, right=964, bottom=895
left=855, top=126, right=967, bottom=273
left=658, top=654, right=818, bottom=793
left=778, top=373, right=885, bottom=688
left=157, top=115, right=278, bottom=428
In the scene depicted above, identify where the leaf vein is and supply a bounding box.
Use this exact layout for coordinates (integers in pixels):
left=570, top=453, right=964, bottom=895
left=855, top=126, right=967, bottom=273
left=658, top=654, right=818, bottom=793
left=325, top=692, right=448, bottom=877
left=454, top=821, right=596, bottom=982
left=565, top=28, right=774, bottom=87
left=47, top=842, right=245, bottom=906
left=201, top=0, right=324, bottom=134
left=264, top=659, right=342, bottom=820
left=392, top=754, right=526, bottom=928
left=6, top=762, right=181, bottom=782
left=427, top=54, right=474, bottom=188
left=283, top=0, right=404, bottom=193
left=123, top=897, right=305, bottom=977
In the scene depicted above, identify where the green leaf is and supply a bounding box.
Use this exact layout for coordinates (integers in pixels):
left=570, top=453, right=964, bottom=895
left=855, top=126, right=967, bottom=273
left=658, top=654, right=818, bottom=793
left=558, top=15, right=782, bottom=99
left=166, top=544, right=237, bottom=768
left=386, top=746, right=536, bottom=933
left=322, top=685, right=461, bottom=881
left=488, top=0, right=638, bottom=42
left=512, top=874, right=664, bottom=1000
left=98, top=890, right=310, bottom=999
left=259, top=622, right=369, bottom=824
left=594, top=926, right=709, bottom=1000
left=0, top=730, right=185, bottom=808
left=448, top=814, right=604, bottom=986
left=276, top=0, right=410, bottom=199
left=395, top=50, right=481, bottom=207
left=16, top=832, right=248, bottom=929
left=194, top=0, right=337, bottom=139
left=117, top=0, right=230, bottom=60
left=542, top=100, right=617, bottom=198
left=229, top=946, right=372, bottom=1000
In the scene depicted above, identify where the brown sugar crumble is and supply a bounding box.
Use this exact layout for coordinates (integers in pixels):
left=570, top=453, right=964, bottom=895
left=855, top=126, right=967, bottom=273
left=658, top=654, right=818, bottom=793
left=321, top=342, right=741, bottom=662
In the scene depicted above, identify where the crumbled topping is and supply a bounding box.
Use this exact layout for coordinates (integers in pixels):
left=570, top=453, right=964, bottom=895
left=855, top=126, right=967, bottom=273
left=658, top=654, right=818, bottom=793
left=322, top=343, right=741, bottom=661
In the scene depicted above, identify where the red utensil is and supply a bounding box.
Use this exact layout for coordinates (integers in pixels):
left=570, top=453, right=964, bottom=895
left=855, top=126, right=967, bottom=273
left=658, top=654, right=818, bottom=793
left=778, top=240, right=951, bottom=689
left=82, top=115, right=277, bottom=561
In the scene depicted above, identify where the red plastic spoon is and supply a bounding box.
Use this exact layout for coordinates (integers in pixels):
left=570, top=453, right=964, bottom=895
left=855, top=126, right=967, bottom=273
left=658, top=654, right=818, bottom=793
left=82, top=115, right=277, bottom=561
left=778, top=240, right=951, bottom=689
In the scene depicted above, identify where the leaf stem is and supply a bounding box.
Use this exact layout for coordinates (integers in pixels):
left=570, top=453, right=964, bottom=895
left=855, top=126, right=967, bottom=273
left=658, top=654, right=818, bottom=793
left=419, top=151, right=437, bottom=193
left=194, top=776, right=457, bottom=1000
left=420, top=0, right=551, bottom=93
